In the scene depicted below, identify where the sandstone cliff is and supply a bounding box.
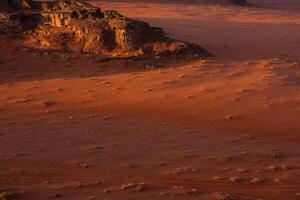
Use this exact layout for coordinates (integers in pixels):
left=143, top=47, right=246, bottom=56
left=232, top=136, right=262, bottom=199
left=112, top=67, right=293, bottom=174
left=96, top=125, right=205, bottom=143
left=0, top=0, right=211, bottom=58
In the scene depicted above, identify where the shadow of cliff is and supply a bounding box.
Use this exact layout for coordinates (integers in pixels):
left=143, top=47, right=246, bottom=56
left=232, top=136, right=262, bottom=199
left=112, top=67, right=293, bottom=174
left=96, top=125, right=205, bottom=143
left=1, top=15, right=299, bottom=84
left=0, top=39, right=206, bottom=84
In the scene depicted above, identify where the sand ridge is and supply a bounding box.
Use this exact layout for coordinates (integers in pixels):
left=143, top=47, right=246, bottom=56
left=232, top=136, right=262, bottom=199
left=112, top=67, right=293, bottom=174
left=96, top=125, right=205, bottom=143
left=1, top=0, right=300, bottom=199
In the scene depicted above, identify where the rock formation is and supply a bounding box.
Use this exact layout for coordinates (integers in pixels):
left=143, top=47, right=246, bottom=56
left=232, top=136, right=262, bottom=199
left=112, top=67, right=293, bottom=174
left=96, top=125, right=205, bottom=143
left=0, top=0, right=211, bottom=58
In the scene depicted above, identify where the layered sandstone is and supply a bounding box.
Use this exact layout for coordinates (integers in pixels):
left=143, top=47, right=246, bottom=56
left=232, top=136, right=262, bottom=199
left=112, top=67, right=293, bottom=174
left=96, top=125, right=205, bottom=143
left=0, top=0, right=211, bottom=58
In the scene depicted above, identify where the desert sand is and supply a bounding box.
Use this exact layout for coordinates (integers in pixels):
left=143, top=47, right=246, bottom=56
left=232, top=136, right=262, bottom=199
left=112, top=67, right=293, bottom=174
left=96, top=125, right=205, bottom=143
left=1, top=0, right=300, bottom=199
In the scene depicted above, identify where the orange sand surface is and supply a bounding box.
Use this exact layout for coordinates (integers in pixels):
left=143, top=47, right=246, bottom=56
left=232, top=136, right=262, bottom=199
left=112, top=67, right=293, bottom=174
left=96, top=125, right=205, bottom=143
left=1, top=0, right=300, bottom=199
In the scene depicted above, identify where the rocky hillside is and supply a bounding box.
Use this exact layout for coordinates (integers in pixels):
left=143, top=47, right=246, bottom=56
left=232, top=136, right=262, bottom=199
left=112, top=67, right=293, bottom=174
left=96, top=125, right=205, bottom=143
left=0, top=0, right=211, bottom=58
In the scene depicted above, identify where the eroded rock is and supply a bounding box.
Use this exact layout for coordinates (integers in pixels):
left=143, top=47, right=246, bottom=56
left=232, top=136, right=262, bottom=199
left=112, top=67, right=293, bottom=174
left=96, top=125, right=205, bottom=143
left=0, top=0, right=211, bottom=58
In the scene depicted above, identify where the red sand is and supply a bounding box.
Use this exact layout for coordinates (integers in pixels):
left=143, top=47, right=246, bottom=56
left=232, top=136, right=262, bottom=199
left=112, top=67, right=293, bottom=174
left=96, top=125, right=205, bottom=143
left=1, top=0, right=300, bottom=199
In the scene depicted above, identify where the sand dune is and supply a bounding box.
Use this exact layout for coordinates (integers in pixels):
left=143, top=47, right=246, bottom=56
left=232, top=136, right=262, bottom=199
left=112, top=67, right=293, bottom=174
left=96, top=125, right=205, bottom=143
left=1, top=0, right=300, bottom=199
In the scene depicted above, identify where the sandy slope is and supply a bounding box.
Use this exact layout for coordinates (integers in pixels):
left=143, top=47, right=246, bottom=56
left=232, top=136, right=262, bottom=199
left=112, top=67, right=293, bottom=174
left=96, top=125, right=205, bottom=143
left=1, top=0, right=300, bottom=199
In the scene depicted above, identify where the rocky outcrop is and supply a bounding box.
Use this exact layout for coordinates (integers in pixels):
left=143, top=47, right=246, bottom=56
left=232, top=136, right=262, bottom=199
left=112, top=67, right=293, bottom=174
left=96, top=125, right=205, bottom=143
left=0, top=0, right=211, bottom=58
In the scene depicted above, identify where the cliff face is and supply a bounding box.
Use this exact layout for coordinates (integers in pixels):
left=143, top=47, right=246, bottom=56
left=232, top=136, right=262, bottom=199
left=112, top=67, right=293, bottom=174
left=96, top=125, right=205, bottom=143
left=0, top=0, right=211, bottom=58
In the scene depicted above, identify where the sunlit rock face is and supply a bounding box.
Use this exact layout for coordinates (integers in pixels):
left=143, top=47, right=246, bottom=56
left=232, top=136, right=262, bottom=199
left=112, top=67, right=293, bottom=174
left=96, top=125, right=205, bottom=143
left=0, top=0, right=211, bottom=57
